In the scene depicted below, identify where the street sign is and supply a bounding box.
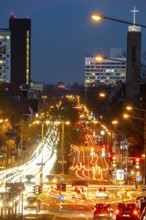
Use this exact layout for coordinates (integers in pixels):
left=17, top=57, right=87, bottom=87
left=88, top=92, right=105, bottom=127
left=36, top=163, right=45, bottom=165
left=59, top=195, right=64, bottom=202
left=136, top=175, right=142, bottom=182
left=58, top=161, right=67, bottom=164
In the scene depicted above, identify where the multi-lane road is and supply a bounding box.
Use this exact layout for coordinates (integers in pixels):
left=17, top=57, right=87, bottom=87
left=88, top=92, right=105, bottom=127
left=0, top=122, right=141, bottom=219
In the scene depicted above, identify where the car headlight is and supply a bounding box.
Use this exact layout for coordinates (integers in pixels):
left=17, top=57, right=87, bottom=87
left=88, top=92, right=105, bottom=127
left=9, top=202, right=13, bottom=207
left=31, top=178, right=35, bottom=182
left=53, top=179, right=57, bottom=183
left=33, top=202, right=37, bottom=206
left=44, top=178, right=48, bottom=183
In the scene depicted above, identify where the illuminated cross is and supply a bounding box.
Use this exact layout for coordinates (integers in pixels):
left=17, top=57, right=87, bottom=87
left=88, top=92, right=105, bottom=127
left=130, top=6, right=139, bottom=25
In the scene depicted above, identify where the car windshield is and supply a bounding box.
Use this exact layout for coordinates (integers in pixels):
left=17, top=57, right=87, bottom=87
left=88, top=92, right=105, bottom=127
left=95, top=204, right=109, bottom=209
left=27, top=197, right=36, bottom=202
left=25, top=175, right=34, bottom=179
left=118, top=203, right=136, bottom=211
left=99, top=188, right=106, bottom=192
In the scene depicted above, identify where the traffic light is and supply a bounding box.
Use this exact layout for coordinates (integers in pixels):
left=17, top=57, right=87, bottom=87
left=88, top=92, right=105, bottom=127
left=32, top=185, right=35, bottom=194
left=112, top=156, right=116, bottom=167
left=135, top=158, right=140, bottom=169
left=39, top=186, right=42, bottom=194
left=101, top=147, right=106, bottom=157
left=34, top=185, right=42, bottom=195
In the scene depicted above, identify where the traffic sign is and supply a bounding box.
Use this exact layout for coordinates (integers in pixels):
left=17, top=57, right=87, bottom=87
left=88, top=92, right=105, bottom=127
left=59, top=195, right=64, bottom=202
left=136, top=175, right=142, bottom=181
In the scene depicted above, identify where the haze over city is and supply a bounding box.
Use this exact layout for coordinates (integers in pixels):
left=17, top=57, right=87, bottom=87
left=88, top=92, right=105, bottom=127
left=0, top=0, right=146, bottom=84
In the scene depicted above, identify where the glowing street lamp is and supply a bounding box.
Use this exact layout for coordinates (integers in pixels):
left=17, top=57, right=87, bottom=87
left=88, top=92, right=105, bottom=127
left=95, top=56, right=126, bottom=63
left=99, top=92, right=106, bottom=98
left=31, top=119, right=50, bottom=187
left=91, top=13, right=146, bottom=28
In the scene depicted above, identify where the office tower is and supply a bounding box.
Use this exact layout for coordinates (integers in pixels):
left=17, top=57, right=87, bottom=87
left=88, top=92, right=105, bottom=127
left=0, top=29, right=11, bottom=83
left=9, top=16, right=31, bottom=86
left=85, top=57, right=126, bottom=88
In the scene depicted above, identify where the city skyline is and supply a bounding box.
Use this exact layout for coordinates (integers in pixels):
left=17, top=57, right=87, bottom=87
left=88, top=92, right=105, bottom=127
left=0, top=0, right=146, bottom=85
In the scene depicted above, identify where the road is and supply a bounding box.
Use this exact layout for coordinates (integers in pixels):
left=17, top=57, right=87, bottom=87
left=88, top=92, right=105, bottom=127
left=0, top=122, right=141, bottom=219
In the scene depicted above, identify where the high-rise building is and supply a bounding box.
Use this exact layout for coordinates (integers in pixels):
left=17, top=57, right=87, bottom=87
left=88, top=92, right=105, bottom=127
left=0, top=29, right=11, bottom=83
left=9, top=16, right=31, bottom=86
left=85, top=56, right=126, bottom=88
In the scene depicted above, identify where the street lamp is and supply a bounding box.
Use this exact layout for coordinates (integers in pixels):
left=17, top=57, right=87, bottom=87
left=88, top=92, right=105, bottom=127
left=123, top=108, right=146, bottom=185
left=91, top=13, right=146, bottom=29
left=55, top=121, right=70, bottom=175
left=95, top=56, right=126, bottom=63
left=91, top=11, right=146, bottom=99
left=31, top=119, right=50, bottom=187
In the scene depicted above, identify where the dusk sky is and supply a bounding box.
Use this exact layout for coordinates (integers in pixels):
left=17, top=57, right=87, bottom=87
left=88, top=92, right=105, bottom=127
left=0, top=0, right=146, bottom=85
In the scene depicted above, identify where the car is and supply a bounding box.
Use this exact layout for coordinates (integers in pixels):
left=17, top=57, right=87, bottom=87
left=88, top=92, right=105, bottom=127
left=93, top=203, right=113, bottom=219
left=140, top=206, right=146, bottom=220
left=23, top=175, right=35, bottom=185
left=96, top=187, right=109, bottom=198
left=24, top=196, right=37, bottom=210
left=6, top=182, right=26, bottom=194
left=44, top=175, right=57, bottom=186
left=140, top=201, right=146, bottom=215
left=135, top=194, right=146, bottom=209
left=116, top=202, right=139, bottom=220
left=72, top=186, right=87, bottom=199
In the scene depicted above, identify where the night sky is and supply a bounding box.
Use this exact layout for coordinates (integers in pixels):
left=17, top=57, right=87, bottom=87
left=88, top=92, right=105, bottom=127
left=0, top=0, right=146, bottom=85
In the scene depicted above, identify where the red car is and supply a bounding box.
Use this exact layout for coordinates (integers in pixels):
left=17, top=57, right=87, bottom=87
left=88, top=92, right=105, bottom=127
left=93, top=203, right=113, bottom=219
left=72, top=186, right=87, bottom=199
left=96, top=187, right=109, bottom=198
left=116, top=203, right=139, bottom=220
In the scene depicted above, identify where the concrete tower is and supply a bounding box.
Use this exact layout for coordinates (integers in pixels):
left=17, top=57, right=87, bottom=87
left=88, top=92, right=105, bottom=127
left=126, top=7, right=141, bottom=100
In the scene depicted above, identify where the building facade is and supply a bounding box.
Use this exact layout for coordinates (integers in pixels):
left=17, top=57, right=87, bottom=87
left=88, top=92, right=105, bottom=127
left=0, top=29, right=11, bottom=83
left=9, top=16, right=31, bottom=86
left=85, top=57, right=126, bottom=88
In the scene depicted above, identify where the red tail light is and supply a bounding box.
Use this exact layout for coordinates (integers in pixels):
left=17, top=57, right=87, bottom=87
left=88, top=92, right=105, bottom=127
left=133, top=210, right=138, bottom=215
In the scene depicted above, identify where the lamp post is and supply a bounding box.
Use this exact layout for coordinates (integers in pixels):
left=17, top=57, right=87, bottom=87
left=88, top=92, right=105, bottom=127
left=31, top=119, right=50, bottom=187
left=110, top=120, right=128, bottom=172
left=91, top=13, right=146, bottom=29
left=95, top=56, right=126, bottom=63
left=55, top=121, right=70, bottom=175
left=91, top=12, right=146, bottom=96
left=123, top=107, right=146, bottom=185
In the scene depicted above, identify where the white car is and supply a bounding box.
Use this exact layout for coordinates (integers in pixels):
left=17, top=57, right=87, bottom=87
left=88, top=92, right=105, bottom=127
left=96, top=187, right=109, bottom=198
